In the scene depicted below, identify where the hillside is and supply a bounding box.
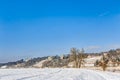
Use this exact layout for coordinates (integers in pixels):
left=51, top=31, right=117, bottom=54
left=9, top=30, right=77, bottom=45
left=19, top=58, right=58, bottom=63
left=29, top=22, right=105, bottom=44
left=0, top=48, right=120, bottom=70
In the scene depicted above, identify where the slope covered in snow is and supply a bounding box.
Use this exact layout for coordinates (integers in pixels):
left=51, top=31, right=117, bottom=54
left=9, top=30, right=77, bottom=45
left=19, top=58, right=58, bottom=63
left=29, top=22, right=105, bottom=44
left=0, top=68, right=120, bottom=80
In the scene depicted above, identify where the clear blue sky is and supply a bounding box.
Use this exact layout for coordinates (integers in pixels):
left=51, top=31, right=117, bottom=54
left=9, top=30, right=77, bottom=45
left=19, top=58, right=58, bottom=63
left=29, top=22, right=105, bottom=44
left=0, top=0, right=120, bottom=62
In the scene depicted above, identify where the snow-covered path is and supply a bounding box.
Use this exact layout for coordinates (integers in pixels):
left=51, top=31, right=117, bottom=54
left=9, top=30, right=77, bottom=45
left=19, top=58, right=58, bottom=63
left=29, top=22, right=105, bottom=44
left=0, top=68, right=120, bottom=80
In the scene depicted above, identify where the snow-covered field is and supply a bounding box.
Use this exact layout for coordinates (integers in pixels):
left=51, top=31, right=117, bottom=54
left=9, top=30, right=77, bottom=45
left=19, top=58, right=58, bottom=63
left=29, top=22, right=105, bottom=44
left=0, top=68, right=120, bottom=80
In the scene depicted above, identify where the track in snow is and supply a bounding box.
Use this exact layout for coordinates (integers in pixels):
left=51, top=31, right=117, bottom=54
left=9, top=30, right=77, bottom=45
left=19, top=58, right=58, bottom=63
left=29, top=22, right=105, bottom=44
left=0, top=68, right=120, bottom=80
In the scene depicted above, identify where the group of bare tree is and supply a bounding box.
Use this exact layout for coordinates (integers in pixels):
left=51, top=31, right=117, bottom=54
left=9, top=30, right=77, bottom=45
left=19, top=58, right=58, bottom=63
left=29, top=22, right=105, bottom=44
left=69, top=48, right=87, bottom=68
left=95, top=49, right=120, bottom=71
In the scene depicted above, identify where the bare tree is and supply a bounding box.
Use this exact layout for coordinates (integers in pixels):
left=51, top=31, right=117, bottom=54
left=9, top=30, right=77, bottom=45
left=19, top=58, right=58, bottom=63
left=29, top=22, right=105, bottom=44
left=69, top=48, right=85, bottom=68
left=70, top=48, right=77, bottom=68
left=100, top=55, right=108, bottom=71
left=77, top=48, right=85, bottom=68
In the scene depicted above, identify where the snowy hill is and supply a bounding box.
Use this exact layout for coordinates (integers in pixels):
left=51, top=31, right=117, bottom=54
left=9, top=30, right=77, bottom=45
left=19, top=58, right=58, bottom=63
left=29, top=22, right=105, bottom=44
left=84, top=56, right=102, bottom=67
left=0, top=68, right=120, bottom=80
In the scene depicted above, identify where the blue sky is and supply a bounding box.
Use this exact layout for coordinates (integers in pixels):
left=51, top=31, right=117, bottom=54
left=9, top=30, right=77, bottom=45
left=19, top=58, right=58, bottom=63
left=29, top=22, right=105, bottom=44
left=0, top=0, right=120, bottom=62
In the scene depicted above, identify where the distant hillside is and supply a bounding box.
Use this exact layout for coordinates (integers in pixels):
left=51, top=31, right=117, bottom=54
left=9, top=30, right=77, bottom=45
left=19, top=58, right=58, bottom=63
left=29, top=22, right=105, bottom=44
left=0, top=48, right=120, bottom=69
left=0, top=56, right=48, bottom=68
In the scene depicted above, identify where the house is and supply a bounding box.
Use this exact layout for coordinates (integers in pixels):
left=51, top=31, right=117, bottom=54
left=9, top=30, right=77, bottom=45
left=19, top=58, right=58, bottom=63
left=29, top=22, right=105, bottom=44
left=116, top=49, right=120, bottom=53
left=48, top=56, right=54, bottom=61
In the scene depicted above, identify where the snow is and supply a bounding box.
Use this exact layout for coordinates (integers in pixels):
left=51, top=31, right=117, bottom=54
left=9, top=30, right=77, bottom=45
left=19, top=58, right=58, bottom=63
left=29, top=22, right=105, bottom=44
left=0, top=66, right=7, bottom=69
left=85, top=56, right=102, bottom=63
left=33, top=59, right=48, bottom=68
left=0, top=68, right=120, bottom=80
left=84, top=56, right=102, bottom=67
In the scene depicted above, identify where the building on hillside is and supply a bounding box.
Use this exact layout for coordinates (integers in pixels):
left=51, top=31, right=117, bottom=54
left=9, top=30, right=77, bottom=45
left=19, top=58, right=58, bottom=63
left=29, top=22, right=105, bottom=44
left=60, top=55, right=65, bottom=59
left=116, top=49, right=120, bottom=53
left=103, top=53, right=108, bottom=56
left=48, top=56, right=54, bottom=61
